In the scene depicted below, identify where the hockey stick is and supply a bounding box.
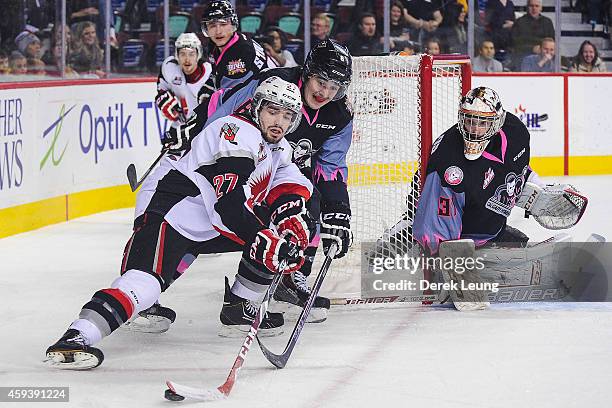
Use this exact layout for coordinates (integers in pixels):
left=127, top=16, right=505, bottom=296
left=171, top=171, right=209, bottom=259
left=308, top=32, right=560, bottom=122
left=164, top=260, right=288, bottom=402
left=126, top=148, right=168, bottom=192
left=256, top=243, right=338, bottom=369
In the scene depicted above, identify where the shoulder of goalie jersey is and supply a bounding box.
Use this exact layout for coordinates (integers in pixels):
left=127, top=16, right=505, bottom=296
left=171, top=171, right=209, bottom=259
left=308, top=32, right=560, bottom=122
left=502, top=112, right=531, bottom=144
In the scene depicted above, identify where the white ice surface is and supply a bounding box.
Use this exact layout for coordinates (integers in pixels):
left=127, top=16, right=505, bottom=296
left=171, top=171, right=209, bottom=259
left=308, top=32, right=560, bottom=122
left=1, top=175, right=612, bottom=407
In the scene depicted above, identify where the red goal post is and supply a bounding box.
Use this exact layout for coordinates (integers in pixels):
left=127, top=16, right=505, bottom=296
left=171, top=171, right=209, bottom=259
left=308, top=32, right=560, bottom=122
left=319, top=53, right=472, bottom=305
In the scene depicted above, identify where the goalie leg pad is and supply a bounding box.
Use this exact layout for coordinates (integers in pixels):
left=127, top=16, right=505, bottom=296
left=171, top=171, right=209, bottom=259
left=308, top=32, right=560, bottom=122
left=438, top=239, right=491, bottom=311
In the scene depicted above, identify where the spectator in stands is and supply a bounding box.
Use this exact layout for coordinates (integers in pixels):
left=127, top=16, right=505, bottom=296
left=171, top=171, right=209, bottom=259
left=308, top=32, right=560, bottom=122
left=437, top=2, right=467, bottom=54
left=399, top=41, right=420, bottom=55
left=511, top=0, right=555, bottom=68
left=485, top=0, right=516, bottom=51
left=15, top=31, right=42, bottom=59
left=0, top=1, right=24, bottom=50
left=69, top=1, right=99, bottom=26
left=8, top=51, right=28, bottom=75
left=472, top=40, right=504, bottom=72
left=389, top=0, right=412, bottom=50
left=401, top=0, right=443, bottom=43
left=296, top=13, right=332, bottom=64
left=25, top=0, right=55, bottom=32
left=346, top=12, right=383, bottom=56
left=261, top=27, right=297, bottom=68
left=69, top=22, right=105, bottom=77
left=520, top=37, right=555, bottom=72
left=312, top=12, right=332, bottom=43
left=569, top=40, right=607, bottom=72
left=0, top=50, right=9, bottom=75
left=27, top=57, right=46, bottom=75
left=425, top=37, right=442, bottom=55
left=43, top=33, right=79, bottom=78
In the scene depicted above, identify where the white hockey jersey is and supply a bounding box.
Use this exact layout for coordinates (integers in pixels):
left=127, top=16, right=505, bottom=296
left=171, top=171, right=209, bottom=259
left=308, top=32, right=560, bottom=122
left=157, top=56, right=213, bottom=125
left=135, top=113, right=313, bottom=244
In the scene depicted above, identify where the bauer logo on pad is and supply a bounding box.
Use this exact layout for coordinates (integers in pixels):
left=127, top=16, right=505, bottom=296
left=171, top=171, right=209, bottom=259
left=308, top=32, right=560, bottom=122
left=444, top=166, right=463, bottom=185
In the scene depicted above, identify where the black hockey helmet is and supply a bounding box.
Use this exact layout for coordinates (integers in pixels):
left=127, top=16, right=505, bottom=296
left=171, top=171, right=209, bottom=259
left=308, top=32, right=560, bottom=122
left=303, top=39, right=352, bottom=100
left=200, top=0, right=238, bottom=37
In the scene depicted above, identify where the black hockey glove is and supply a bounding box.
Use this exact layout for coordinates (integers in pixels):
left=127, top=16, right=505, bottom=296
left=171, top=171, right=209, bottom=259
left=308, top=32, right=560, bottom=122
left=197, top=78, right=216, bottom=106
left=160, top=113, right=200, bottom=153
left=270, top=195, right=316, bottom=251
left=320, top=202, right=353, bottom=259
left=250, top=228, right=304, bottom=274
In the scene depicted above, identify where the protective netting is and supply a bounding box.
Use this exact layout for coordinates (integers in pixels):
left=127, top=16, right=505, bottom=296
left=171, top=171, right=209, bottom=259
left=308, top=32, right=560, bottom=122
left=319, top=54, right=468, bottom=301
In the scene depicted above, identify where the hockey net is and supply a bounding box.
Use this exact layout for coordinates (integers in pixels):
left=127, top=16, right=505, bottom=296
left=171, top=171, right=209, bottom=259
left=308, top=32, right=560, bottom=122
left=318, top=54, right=471, bottom=303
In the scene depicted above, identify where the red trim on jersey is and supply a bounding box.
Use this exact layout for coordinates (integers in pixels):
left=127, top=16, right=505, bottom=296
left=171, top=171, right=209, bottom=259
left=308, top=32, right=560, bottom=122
left=155, top=221, right=168, bottom=275
left=214, top=226, right=246, bottom=245
left=230, top=113, right=257, bottom=126
left=185, top=63, right=206, bottom=83
left=101, top=288, right=135, bottom=318
left=266, top=184, right=311, bottom=206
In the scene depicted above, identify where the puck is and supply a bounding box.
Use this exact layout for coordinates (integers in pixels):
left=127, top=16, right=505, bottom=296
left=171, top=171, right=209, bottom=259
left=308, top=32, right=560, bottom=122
left=164, top=388, right=185, bottom=401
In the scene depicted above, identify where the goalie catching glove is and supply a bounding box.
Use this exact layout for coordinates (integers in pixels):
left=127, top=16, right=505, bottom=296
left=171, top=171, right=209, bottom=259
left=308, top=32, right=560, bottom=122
left=250, top=228, right=304, bottom=274
left=320, top=202, right=353, bottom=259
left=270, top=195, right=316, bottom=251
left=516, top=182, right=588, bottom=230
left=155, top=90, right=183, bottom=122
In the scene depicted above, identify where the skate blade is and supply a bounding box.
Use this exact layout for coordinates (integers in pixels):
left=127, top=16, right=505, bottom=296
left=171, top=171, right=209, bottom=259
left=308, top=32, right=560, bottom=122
left=272, top=301, right=328, bottom=323
left=124, top=315, right=172, bottom=333
left=45, top=351, right=101, bottom=370
left=217, top=324, right=283, bottom=338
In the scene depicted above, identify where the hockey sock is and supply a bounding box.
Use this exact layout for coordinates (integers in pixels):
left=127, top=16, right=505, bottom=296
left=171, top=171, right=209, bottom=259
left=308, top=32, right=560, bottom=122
left=73, top=270, right=162, bottom=342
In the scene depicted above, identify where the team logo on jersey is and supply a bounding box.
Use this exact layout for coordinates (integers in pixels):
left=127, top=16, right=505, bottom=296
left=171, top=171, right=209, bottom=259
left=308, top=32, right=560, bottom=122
left=513, top=147, right=526, bottom=162
left=257, top=142, right=267, bottom=163
left=220, top=123, right=239, bottom=145
left=485, top=170, right=526, bottom=217
left=290, top=139, right=314, bottom=169
left=444, top=166, right=463, bottom=185
left=483, top=167, right=495, bottom=189
left=246, top=169, right=272, bottom=210
left=227, top=59, right=246, bottom=75
left=172, top=76, right=182, bottom=85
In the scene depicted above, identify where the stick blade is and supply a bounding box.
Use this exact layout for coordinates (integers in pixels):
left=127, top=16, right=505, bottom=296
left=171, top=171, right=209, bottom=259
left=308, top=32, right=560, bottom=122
left=256, top=335, right=288, bottom=369
left=126, top=164, right=138, bottom=192
left=165, top=380, right=225, bottom=402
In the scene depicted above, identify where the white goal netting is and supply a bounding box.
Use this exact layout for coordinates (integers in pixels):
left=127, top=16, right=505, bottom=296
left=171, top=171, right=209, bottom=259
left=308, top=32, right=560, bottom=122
left=318, top=54, right=470, bottom=301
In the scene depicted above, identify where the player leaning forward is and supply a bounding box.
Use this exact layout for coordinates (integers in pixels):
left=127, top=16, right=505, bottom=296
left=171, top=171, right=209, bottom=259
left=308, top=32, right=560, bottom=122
left=159, top=40, right=354, bottom=325
left=413, top=87, right=587, bottom=311
left=45, top=77, right=315, bottom=370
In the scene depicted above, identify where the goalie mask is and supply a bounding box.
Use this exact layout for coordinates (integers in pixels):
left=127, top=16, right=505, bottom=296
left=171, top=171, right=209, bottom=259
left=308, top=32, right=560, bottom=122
left=174, top=33, right=203, bottom=61
left=251, top=76, right=303, bottom=135
left=458, top=87, right=506, bottom=160
left=200, top=0, right=238, bottom=37
left=303, top=39, right=352, bottom=101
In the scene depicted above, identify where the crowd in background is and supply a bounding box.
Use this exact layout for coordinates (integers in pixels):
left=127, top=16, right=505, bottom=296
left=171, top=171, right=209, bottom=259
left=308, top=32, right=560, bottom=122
left=0, top=0, right=609, bottom=80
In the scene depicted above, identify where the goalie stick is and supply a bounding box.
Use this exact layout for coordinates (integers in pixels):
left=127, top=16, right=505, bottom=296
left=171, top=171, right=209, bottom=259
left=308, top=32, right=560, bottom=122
left=164, top=260, right=287, bottom=402
left=126, top=148, right=168, bottom=192
left=256, top=243, right=338, bottom=369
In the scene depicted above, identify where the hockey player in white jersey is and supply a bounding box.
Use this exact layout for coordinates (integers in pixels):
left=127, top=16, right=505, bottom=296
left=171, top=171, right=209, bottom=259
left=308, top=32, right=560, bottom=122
left=45, top=77, right=315, bottom=370
left=155, top=33, right=215, bottom=125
